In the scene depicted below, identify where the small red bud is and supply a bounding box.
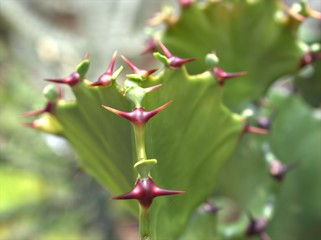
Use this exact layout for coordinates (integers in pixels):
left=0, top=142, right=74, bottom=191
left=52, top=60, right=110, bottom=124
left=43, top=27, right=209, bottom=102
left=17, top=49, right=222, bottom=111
left=212, top=67, right=247, bottom=86
left=113, top=177, right=184, bottom=208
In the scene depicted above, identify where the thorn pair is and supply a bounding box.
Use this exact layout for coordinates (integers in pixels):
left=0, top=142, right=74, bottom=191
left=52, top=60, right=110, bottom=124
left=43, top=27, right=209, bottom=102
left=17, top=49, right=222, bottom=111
left=102, top=102, right=171, bottom=126
left=113, top=177, right=184, bottom=209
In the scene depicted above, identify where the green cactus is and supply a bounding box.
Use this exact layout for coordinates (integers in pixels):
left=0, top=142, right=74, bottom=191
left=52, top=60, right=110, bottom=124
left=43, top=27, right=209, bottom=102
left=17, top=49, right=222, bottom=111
left=22, top=0, right=321, bottom=239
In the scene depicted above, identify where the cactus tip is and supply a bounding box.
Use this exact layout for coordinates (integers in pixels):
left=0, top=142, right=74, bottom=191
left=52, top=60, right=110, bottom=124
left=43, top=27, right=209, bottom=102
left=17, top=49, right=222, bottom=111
left=212, top=67, right=247, bottom=86
left=103, top=102, right=171, bottom=126
left=45, top=72, right=80, bottom=87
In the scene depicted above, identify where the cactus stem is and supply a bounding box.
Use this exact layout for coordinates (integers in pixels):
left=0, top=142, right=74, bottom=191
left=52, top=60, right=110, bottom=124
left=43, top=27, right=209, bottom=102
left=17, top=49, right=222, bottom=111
left=112, top=177, right=184, bottom=209
left=212, top=67, right=247, bottom=86
left=45, top=72, right=80, bottom=87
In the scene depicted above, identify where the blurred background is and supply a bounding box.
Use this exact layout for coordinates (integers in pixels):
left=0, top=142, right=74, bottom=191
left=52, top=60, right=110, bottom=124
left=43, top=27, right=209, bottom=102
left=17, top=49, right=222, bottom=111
left=0, top=0, right=172, bottom=239
left=0, top=0, right=320, bottom=240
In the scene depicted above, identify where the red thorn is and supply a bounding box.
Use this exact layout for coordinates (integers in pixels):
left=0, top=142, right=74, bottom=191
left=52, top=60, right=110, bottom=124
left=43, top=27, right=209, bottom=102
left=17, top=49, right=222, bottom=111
left=158, top=40, right=196, bottom=68
left=45, top=72, right=80, bottom=87
left=121, top=55, right=158, bottom=78
left=113, top=177, right=184, bottom=208
left=144, top=84, right=162, bottom=93
left=90, top=51, right=118, bottom=87
left=213, top=67, right=247, bottom=86
left=158, top=40, right=172, bottom=58
left=169, top=57, right=197, bottom=68
left=243, top=124, right=269, bottom=135
left=102, top=101, right=172, bottom=126
left=21, top=101, right=55, bottom=117
left=142, top=39, right=157, bottom=55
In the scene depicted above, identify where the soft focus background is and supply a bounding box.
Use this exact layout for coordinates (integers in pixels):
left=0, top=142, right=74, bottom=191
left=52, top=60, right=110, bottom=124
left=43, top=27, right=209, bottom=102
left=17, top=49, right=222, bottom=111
left=0, top=0, right=320, bottom=240
left=0, top=0, right=171, bottom=239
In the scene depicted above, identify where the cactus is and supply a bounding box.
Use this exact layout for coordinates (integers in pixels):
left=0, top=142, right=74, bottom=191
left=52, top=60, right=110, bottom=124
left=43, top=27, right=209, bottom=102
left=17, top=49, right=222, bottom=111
left=22, top=0, right=320, bottom=239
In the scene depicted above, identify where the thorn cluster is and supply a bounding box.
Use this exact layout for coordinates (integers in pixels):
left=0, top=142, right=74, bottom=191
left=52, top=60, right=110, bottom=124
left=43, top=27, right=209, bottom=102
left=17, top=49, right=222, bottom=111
left=46, top=72, right=80, bottom=87
left=158, top=41, right=196, bottom=68
left=90, top=51, right=118, bottom=86
left=102, top=102, right=171, bottom=126
left=212, top=66, right=247, bottom=86
left=113, top=177, right=184, bottom=208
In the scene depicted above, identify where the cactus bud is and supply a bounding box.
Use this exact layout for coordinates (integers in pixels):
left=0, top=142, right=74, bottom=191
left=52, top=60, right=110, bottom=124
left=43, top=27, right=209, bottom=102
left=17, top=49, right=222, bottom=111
left=243, top=122, right=269, bottom=135
left=113, top=177, right=184, bottom=209
left=76, top=54, right=90, bottom=79
left=205, top=51, right=219, bottom=69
